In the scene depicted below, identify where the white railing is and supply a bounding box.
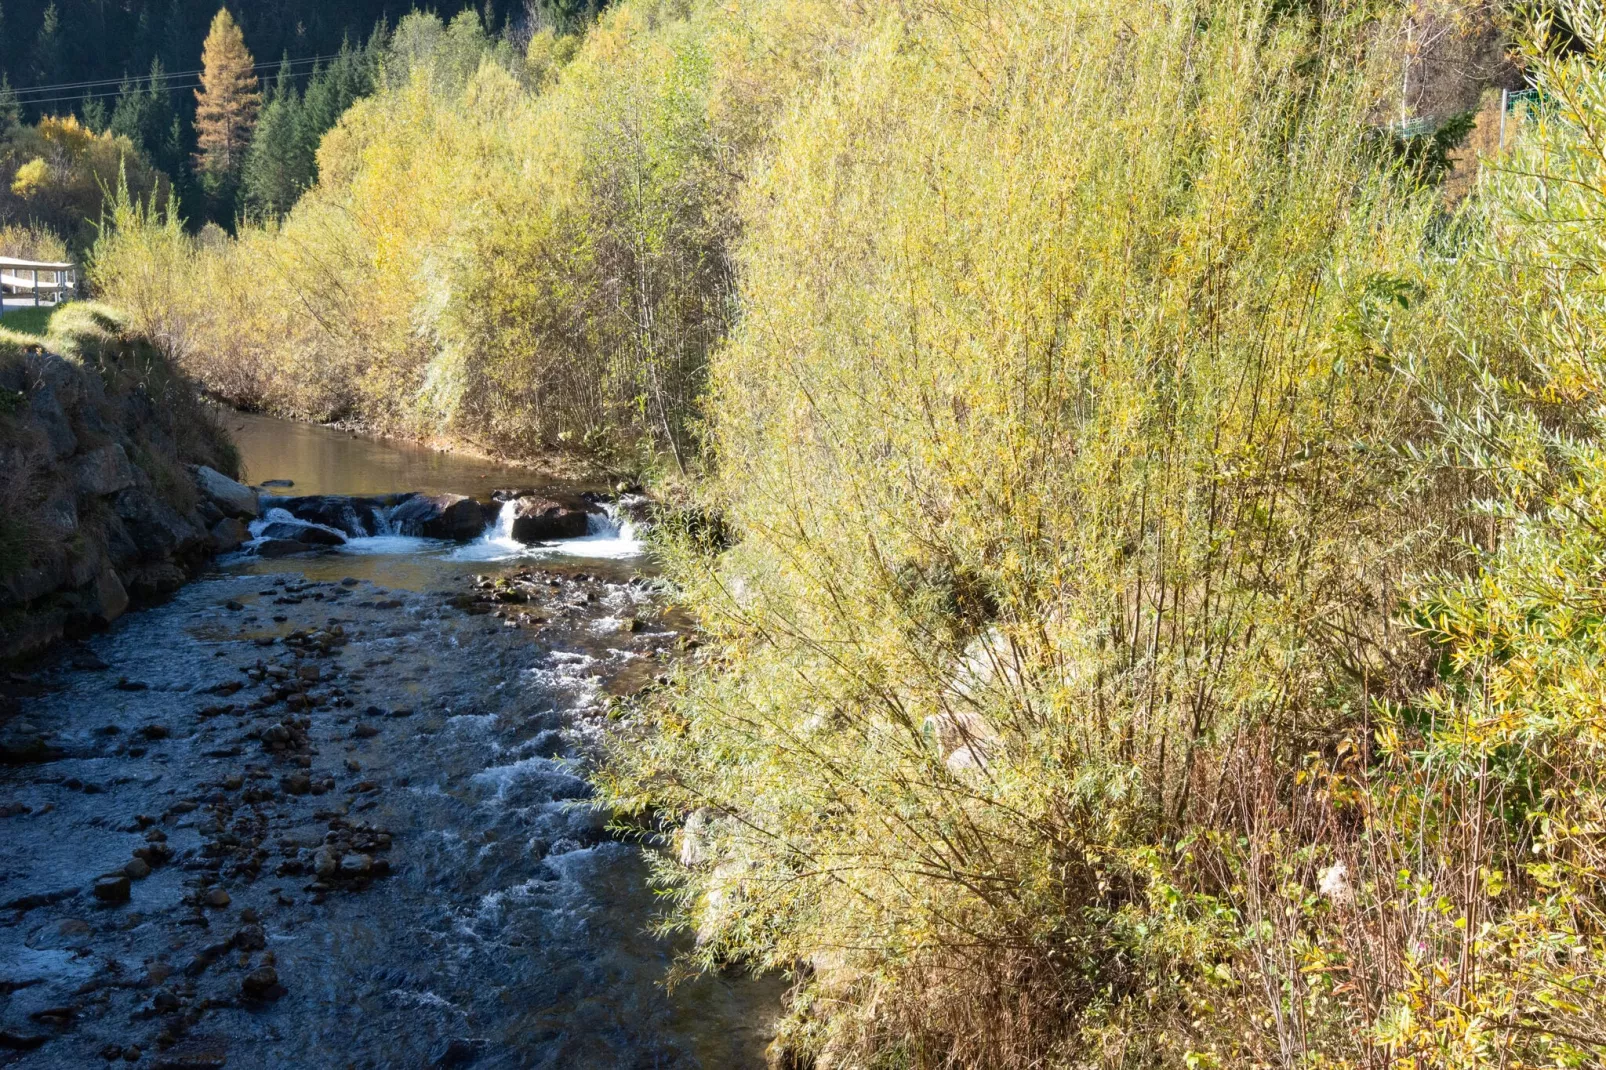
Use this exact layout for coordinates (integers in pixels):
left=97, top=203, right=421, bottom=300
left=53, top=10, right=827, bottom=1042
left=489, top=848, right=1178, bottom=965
left=0, top=256, right=77, bottom=308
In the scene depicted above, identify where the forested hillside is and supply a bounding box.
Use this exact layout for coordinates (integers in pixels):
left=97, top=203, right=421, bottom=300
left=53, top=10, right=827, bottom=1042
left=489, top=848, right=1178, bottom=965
left=84, top=0, right=1606, bottom=1066
left=0, top=1, right=605, bottom=229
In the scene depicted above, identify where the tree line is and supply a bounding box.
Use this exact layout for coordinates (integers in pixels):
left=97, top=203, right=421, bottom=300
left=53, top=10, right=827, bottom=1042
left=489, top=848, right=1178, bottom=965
left=0, top=0, right=607, bottom=237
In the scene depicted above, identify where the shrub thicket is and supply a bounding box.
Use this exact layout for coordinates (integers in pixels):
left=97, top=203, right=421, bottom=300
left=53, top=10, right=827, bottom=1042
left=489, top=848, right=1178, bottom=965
left=90, top=0, right=1606, bottom=1065
left=92, top=4, right=793, bottom=468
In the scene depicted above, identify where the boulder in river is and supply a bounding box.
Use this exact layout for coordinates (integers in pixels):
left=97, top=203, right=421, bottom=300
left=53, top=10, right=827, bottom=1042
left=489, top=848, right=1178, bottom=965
left=508, top=495, right=592, bottom=542
left=271, top=494, right=405, bottom=537
left=210, top=517, right=250, bottom=552
left=259, top=521, right=345, bottom=546
left=193, top=466, right=259, bottom=519
left=255, top=539, right=310, bottom=558
left=92, top=875, right=131, bottom=903
left=392, top=493, right=485, bottom=541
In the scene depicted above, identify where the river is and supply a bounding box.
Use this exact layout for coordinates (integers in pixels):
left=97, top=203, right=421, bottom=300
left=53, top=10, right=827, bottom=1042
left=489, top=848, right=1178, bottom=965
left=0, top=415, right=779, bottom=1068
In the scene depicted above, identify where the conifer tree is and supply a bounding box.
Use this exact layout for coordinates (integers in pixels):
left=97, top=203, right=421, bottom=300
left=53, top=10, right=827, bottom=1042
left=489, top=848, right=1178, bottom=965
left=32, top=2, right=61, bottom=83
left=193, top=8, right=261, bottom=177
left=111, top=59, right=182, bottom=177
left=80, top=94, right=108, bottom=133
left=0, top=76, right=19, bottom=139
left=241, top=57, right=304, bottom=216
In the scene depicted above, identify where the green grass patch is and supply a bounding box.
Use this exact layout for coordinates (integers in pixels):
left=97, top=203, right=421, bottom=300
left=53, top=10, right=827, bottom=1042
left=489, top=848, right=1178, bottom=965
left=0, top=305, right=56, bottom=338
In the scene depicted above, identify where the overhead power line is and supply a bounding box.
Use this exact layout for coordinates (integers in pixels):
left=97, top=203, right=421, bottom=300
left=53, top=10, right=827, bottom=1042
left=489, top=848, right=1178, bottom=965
left=19, top=69, right=325, bottom=110
left=6, top=54, right=331, bottom=100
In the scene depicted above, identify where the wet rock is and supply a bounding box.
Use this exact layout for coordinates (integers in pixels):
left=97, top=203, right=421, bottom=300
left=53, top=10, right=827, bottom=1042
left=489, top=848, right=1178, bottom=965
left=295, top=663, right=321, bottom=683
left=116, top=678, right=149, bottom=691
left=338, top=853, right=373, bottom=877
left=254, top=539, right=310, bottom=558
left=240, top=966, right=280, bottom=1000
left=92, top=875, right=131, bottom=903
left=431, top=1037, right=485, bottom=1067
left=280, top=773, right=311, bottom=796
left=0, top=1029, right=49, bottom=1051
left=271, top=495, right=396, bottom=536
left=353, top=722, right=379, bottom=739
left=194, top=466, right=259, bottom=519
left=87, top=566, right=130, bottom=624
left=154, top=1035, right=228, bottom=1068
left=203, top=888, right=231, bottom=908
left=259, top=521, right=344, bottom=546
left=232, top=923, right=265, bottom=951
left=0, top=724, right=57, bottom=764
left=123, top=858, right=151, bottom=880
left=259, top=479, right=293, bottom=489
left=72, top=650, right=109, bottom=670
left=312, top=846, right=341, bottom=878
left=392, top=493, right=485, bottom=541
left=508, top=495, right=592, bottom=542
left=210, top=518, right=250, bottom=553
left=125, top=560, right=190, bottom=600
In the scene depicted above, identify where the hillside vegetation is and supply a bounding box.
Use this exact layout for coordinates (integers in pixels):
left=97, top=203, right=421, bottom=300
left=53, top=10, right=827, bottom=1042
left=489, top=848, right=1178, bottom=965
left=93, top=0, right=1606, bottom=1066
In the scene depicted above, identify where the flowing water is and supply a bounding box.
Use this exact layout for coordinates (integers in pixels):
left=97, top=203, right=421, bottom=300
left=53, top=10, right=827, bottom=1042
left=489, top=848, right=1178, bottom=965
left=0, top=416, right=780, bottom=1068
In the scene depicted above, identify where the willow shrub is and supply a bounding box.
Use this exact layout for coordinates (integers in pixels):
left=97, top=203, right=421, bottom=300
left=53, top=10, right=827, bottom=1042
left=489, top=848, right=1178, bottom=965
left=1282, top=7, right=1606, bottom=1066
left=598, top=0, right=1451, bottom=1065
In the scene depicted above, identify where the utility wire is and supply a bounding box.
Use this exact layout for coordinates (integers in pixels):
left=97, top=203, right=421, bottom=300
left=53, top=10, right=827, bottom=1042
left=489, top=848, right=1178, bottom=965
left=6, top=54, right=331, bottom=99
left=17, top=66, right=330, bottom=110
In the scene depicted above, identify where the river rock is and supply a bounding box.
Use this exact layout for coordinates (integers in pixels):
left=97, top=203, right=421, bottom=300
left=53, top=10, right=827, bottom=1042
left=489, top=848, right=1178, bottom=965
left=123, top=858, right=151, bottom=880
left=339, top=853, right=373, bottom=876
left=271, top=495, right=398, bottom=537
left=392, top=493, right=485, bottom=541
left=193, top=466, right=259, bottom=519
left=508, top=495, right=592, bottom=542
left=92, top=875, right=131, bottom=903
left=313, top=847, right=343, bottom=879
left=210, top=517, right=249, bottom=552
left=259, top=521, right=344, bottom=546
left=233, top=923, right=266, bottom=951
left=86, top=566, right=129, bottom=624
left=255, top=539, right=310, bottom=558
left=240, top=966, right=280, bottom=999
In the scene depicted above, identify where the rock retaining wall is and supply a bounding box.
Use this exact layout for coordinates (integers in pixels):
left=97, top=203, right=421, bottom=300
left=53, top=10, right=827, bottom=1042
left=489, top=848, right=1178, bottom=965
left=0, top=339, right=243, bottom=665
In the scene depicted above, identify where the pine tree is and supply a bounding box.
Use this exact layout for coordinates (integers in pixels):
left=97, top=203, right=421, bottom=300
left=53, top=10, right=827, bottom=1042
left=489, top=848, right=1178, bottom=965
left=32, top=1, right=61, bottom=83
left=241, top=56, right=304, bottom=215
left=111, top=59, right=181, bottom=176
left=193, top=8, right=261, bottom=177
left=0, top=75, right=20, bottom=139
left=81, top=94, right=108, bottom=133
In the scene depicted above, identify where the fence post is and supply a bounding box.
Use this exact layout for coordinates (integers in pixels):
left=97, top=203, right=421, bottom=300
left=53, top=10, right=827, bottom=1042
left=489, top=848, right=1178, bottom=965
left=32, top=269, right=39, bottom=308
left=1500, top=88, right=1509, bottom=153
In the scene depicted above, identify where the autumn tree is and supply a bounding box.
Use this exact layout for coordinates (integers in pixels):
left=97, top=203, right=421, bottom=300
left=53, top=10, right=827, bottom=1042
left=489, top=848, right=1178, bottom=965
left=193, top=8, right=260, bottom=177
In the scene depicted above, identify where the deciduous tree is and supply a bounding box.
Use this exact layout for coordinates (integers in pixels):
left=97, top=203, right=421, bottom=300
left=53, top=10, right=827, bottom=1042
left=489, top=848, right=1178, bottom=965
left=193, top=8, right=260, bottom=176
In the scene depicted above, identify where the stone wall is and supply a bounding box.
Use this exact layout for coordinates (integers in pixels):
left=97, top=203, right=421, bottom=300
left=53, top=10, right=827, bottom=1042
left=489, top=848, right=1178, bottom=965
left=0, top=321, right=245, bottom=664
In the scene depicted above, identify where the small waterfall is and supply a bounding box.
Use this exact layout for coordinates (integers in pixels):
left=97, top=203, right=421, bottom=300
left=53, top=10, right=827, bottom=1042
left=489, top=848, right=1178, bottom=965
left=373, top=502, right=402, bottom=537
left=591, top=501, right=639, bottom=544
left=493, top=499, right=517, bottom=542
